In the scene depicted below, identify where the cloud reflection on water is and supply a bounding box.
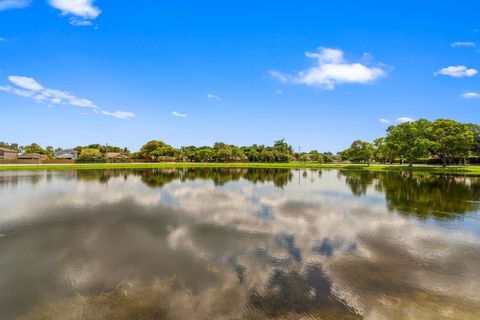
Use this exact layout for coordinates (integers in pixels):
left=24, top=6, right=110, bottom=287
left=0, top=169, right=479, bottom=319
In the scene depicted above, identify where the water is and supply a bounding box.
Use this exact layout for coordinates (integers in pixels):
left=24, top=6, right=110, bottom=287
left=0, top=168, right=479, bottom=319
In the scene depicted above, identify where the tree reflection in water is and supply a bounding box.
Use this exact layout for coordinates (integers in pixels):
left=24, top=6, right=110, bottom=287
left=2, top=168, right=479, bottom=319
left=339, top=170, right=480, bottom=219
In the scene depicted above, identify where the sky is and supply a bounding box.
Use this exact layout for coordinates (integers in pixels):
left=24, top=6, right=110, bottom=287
left=0, top=0, right=480, bottom=152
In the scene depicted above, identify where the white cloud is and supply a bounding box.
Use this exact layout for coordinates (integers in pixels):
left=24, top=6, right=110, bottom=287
left=397, top=117, right=415, bottom=123
left=269, top=70, right=289, bottom=83
left=8, top=75, right=44, bottom=91
left=48, top=0, right=101, bottom=19
left=275, top=89, right=283, bottom=95
left=1, top=75, right=134, bottom=120
left=100, top=110, right=135, bottom=120
left=0, top=37, right=6, bottom=42
left=207, top=93, right=221, bottom=101
left=172, top=111, right=187, bottom=117
left=379, top=118, right=390, bottom=124
left=270, top=47, right=386, bottom=90
left=434, top=66, right=478, bottom=78
left=461, top=92, right=480, bottom=99
left=69, top=18, right=93, bottom=27
left=0, top=0, right=30, bottom=11
left=451, top=42, right=476, bottom=48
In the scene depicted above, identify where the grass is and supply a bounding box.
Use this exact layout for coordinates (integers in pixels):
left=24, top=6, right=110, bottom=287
left=1, top=161, right=480, bottom=175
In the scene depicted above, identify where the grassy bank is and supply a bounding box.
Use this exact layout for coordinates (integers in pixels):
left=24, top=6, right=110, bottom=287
left=1, top=162, right=480, bottom=175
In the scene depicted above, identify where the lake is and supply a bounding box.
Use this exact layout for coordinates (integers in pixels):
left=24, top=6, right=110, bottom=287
left=0, top=168, right=479, bottom=319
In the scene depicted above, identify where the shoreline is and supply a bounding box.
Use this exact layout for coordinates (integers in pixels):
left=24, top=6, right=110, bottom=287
left=1, top=162, right=480, bottom=175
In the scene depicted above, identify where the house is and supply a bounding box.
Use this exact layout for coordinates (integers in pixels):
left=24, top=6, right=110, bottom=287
left=55, top=149, right=78, bottom=160
left=17, top=153, right=48, bottom=160
left=106, top=152, right=130, bottom=163
left=0, top=147, right=17, bottom=160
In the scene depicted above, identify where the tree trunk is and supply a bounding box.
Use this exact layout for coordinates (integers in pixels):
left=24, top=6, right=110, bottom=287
left=442, top=157, right=447, bottom=168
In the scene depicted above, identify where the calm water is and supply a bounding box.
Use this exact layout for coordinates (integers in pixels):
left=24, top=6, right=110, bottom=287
left=1, top=168, right=480, bottom=319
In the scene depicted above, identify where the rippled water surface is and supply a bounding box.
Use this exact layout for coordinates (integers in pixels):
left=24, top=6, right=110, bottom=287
left=1, top=168, right=480, bottom=319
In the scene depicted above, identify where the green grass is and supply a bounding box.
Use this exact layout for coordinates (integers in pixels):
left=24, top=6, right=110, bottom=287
left=1, top=161, right=480, bottom=175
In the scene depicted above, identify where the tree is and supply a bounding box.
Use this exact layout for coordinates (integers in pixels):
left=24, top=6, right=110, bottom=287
left=321, top=152, right=336, bottom=163
left=308, top=150, right=320, bottom=162
left=466, top=123, right=480, bottom=156
left=261, top=149, right=274, bottom=162
left=429, top=119, right=474, bottom=167
left=78, top=148, right=102, bottom=161
left=46, top=146, right=54, bottom=159
left=216, top=145, right=232, bottom=162
left=243, top=147, right=260, bottom=162
left=341, top=140, right=374, bottom=164
left=273, top=139, right=293, bottom=161
left=384, top=119, right=433, bottom=166
left=23, top=143, right=47, bottom=155
left=0, top=141, right=21, bottom=152
left=373, top=137, right=400, bottom=164
left=140, top=140, right=176, bottom=161
left=231, top=146, right=245, bottom=162
left=197, top=148, right=215, bottom=162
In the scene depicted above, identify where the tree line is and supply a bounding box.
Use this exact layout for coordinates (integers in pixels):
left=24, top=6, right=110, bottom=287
left=339, top=119, right=479, bottom=166
left=2, top=118, right=479, bottom=166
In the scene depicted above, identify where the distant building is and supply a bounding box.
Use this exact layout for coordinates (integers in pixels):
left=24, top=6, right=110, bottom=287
left=0, top=147, right=17, bottom=160
left=17, top=153, right=48, bottom=160
left=106, top=152, right=130, bottom=163
left=55, top=149, right=78, bottom=160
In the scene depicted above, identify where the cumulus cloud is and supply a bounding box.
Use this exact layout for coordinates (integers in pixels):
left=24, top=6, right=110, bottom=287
left=270, top=47, right=386, bottom=90
left=48, top=0, right=100, bottom=26
left=462, top=92, right=480, bottom=99
left=49, top=0, right=100, bottom=19
left=434, top=66, right=478, bottom=78
left=0, top=0, right=30, bottom=11
left=100, top=110, right=135, bottom=120
left=207, top=93, right=221, bottom=101
left=397, top=117, right=415, bottom=123
left=451, top=42, right=476, bottom=48
left=172, top=111, right=187, bottom=117
left=0, top=75, right=134, bottom=119
left=379, top=118, right=390, bottom=124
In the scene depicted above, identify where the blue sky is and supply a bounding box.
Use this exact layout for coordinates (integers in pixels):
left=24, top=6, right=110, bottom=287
left=1, top=0, right=480, bottom=152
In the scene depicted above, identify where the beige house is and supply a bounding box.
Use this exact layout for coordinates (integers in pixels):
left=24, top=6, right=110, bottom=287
left=17, top=153, right=48, bottom=160
left=106, top=152, right=130, bottom=163
left=0, top=147, right=17, bottom=160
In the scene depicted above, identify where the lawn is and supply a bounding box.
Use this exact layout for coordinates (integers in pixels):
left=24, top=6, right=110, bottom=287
left=1, top=162, right=480, bottom=175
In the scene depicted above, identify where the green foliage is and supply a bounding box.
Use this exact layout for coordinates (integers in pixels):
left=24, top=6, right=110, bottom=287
left=371, top=118, right=478, bottom=166
left=373, top=137, right=395, bottom=163
left=383, top=119, right=434, bottom=165
left=466, top=123, right=480, bottom=155
left=340, top=170, right=480, bottom=219
left=429, top=119, right=474, bottom=166
left=320, top=152, right=336, bottom=163
left=5, top=118, right=480, bottom=166
left=175, top=139, right=293, bottom=163
left=74, top=144, right=130, bottom=156
left=140, top=140, right=176, bottom=161
left=340, top=140, right=374, bottom=164
left=78, top=148, right=102, bottom=161
left=22, top=143, right=48, bottom=155
left=0, top=141, right=21, bottom=152
left=46, top=146, right=54, bottom=159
